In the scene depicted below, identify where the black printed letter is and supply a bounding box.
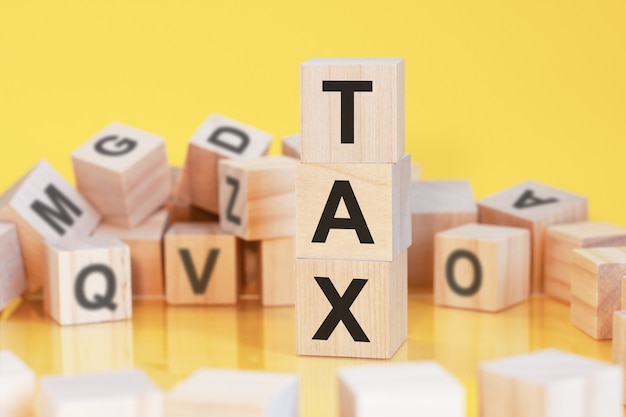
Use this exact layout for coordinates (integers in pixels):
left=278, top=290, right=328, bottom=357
left=224, top=176, right=242, bottom=226
left=446, top=249, right=482, bottom=297
left=513, top=189, right=559, bottom=209
left=208, top=127, right=250, bottom=154
left=94, top=135, right=137, bottom=156
left=178, top=248, right=220, bottom=294
left=322, top=80, right=373, bottom=144
left=31, top=184, right=83, bottom=236
left=74, top=264, right=117, bottom=311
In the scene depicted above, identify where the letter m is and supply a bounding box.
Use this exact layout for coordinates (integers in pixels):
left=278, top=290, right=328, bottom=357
left=30, top=184, right=83, bottom=236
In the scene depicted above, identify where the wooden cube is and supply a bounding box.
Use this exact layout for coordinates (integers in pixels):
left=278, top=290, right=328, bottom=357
left=338, top=361, right=465, bottom=417
left=261, top=236, right=295, bottom=307
left=544, top=221, right=626, bottom=303
left=0, top=350, right=36, bottom=417
left=281, top=134, right=301, bottom=159
left=218, top=156, right=296, bottom=240
left=479, top=349, right=623, bottom=417
left=296, top=154, right=411, bottom=262
left=165, top=368, right=298, bottom=417
left=44, top=237, right=132, bottom=326
left=93, top=209, right=169, bottom=299
left=72, top=122, right=170, bottom=228
left=296, top=251, right=407, bottom=359
left=434, top=223, right=530, bottom=312
left=0, top=160, right=101, bottom=292
left=164, top=222, right=238, bottom=305
left=238, top=239, right=261, bottom=301
left=613, top=311, right=626, bottom=405
left=570, top=247, right=626, bottom=339
left=0, top=223, right=26, bottom=311
left=39, top=369, right=162, bottom=417
left=182, top=113, right=272, bottom=214
left=623, top=276, right=626, bottom=308
left=408, top=180, right=477, bottom=291
left=478, top=180, right=588, bottom=292
left=300, top=58, right=404, bottom=163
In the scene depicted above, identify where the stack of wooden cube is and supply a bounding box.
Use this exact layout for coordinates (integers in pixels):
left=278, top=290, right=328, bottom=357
left=295, top=58, right=412, bottom=359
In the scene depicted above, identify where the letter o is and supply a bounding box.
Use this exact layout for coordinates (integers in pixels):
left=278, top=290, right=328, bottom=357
left=445, top=249, right=482, bottom=297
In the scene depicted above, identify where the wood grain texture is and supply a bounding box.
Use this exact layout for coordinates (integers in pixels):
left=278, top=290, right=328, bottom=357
left=338, top=361, right=464, bottom=417
left=164, top=222, right=238, bottom=305
left=613, top=311, right=626, bottom=405
left=44, top=237, right=132, bottom=326
left=296, top=251, right=407, bottom=359
left=623, top=276, right=626, bottom=309
left=479, top=349, right=623, bottom=417
left=218, top=156, right=296, bottom=240
left=0, top=160, right=101, bottom=292
left=183, top=113, right=272, bottom=214
left=300, top=58, right=404, bottom=163
left=72, top=122, right=170, bottom=228
left=260, top=236, right=295, bottom=307
left=478, top=180, right=588, bottom=293
left=165, top=368, right=298, bottom=417
left=0, top=350, right=35, bottom=417
left=39, top=369, right=162, bottom=417
left=544, top=222, right=626, bottom=303
left=434, top=223, right=530, bottom=312
left=281, top=134, right=301, bottom=160
left=408, top=180, right=477, bottom=291
left=296, top=154, right=411, bottom=262
left=0, top=223, right=26, bottom=311
left=238, top=239, right=261, bottom=301
left=570, top=247, right=626, bottom=339
left=93, top=209, right=169, bottom=298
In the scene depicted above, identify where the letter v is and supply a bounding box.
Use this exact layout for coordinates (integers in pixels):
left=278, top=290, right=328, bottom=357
left=178, top=248, right=220, bottom=294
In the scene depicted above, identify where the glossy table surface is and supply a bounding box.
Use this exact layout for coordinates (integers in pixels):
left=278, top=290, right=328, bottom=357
left=0, top=294, right=623, bottom=416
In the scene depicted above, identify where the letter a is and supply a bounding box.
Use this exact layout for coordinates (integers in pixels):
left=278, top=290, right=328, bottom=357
left=312, top=180, right=374, bottom=244
left=513, top=189, right=559, bottom=209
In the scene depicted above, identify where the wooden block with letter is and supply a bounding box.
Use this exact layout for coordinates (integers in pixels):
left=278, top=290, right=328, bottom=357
left=544, top=221, right=626, bottom=303
left=72, top=122, right=170, bottom=228
left=296, top=251, right=407, bottom=359
left=261, top=236, right=295, bottom=306
left=218, top=156, right=296, bottom=240
left=479, top=349, right=623, bottom=417
left=409, top=180, right=477, bottom=291
left=164, top=222, right=238, bottom=305
left=0, top=350, right=36, bottom=417
left=44, top=236, right=132, bottom=326
left=39, top=369, right=162, bottom=417
left=0, top=160, right=101, bottom=292
left=613, top=311, right=626, bottom=405
left=296, top=154, right=411, bottom=262
left=300, top=58, right=404, bottom=163
left=165, top=368, right=298, bottom=417
left=478, top=180, right=588, bottom=292
left=93, top=209, right=169, bottom=298
left=281, top=134, right=301, bottom=159
left=570, top=247, right=626, bottom=339
left=0, top=223, right=26, bottom=310
left=338, top=361, right=465, bottom=417
left=434, top=223, right=530, bottom=312
left=181, top=113, right=273, bottom=214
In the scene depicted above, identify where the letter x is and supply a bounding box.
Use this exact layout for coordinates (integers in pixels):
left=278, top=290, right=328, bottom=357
left=312, top=277, right=370, bottom=343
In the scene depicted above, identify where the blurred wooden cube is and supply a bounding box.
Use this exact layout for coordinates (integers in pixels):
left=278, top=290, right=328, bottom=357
left=545, top=221, right=626, bottom=303
left=182, top=113, right=272, bottom=214
left=480, top=349, right=623, bottom=417
left=93, top=209, right=169, bottom=298
left=164, top=222, right=238, bottom=305
left=613, top=311, right=626, bottom=405
left=44, top=237, right=132, bottom=326
left=0, top=223, right=26, bottom=310
left=72, top=122, right=170, bottom=228
left=39, top=369, right=162, bottom=417
left=409, top=180, right=477, bottom=291
left=0, top=350, right=35, bottom=417
left=571, top=247, right=626, bottom=339
left=218, top=156, right=296, bottom=240
left=0, top=160, right=101, bottom=292
left=434, top=223, right=530, bottom=312
left=165, top=368, right=298, bottom=417
left=478, top=180, right=587, bottom=292
left=300, top=58, right=404, bottom=163
left=338, top=361, right=465, bottom=417
left=281, top=134, right=301, bottom=159
left=260, top=236, right=295, bottom=307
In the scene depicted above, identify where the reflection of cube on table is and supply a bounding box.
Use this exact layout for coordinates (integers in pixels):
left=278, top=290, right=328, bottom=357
left=480, top=349, right=623, bottom=417
left=338, top=361, right=465, bottom=417
left=434, top=223, right=530, bottom=312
